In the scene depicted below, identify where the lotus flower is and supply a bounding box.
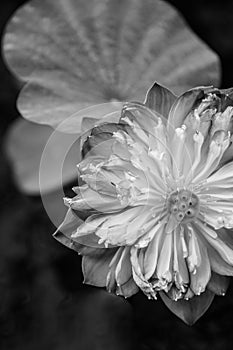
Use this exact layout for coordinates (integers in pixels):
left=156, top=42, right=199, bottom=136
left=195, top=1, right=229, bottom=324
left=3, top=0, right=228, bottom=325
left=54, top=83, right=233, bottom=324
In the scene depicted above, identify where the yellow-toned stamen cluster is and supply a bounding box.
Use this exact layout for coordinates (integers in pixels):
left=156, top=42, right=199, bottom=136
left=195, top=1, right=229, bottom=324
left=167, top=189, right=199, bottom=223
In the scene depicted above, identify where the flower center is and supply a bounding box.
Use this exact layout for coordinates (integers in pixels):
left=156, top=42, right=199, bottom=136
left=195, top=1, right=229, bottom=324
left=167, top=189, right=199, bottom=223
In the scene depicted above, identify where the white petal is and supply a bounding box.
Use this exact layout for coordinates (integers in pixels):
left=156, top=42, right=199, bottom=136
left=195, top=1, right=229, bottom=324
left=204, top=161, right=233, bottom=188
left=190, top=241, right=211, bottom=295
left=156, top=232, right=173, bottom=283
left=195, top=221, right=233, bottom=265
left=143, top=221, right=165, bottom=279
left=173, top=228, right=189, bottom=290
left=130, top=247, right=157, bottom=299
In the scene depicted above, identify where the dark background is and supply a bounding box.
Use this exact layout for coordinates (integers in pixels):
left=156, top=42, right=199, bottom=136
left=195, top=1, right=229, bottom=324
left=1, top=1, right=233, bottom=349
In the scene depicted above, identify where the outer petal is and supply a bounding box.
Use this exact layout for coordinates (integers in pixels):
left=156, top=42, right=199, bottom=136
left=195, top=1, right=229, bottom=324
left=80, top=239, right=137, bottom=297
left=160, top=289, right=214, bottom=325
left=3, top=0, right=220, bottom=130
left=54, top=208, right=82, bottom=236
left=82, top=248, right=120, bottom=287
left=106, top=247, right=133, bottom=293
left=190, top=240, right=211, bottom=295
left=195, top=222, right=233, bottom=266
left=54, top=208, right=109, bottom=250
left=144, top=82, right=177, bottom=119
left=206, top=242, right=233, bottom=276
left=116, top=278, right=139, bottom=298
left=207, top=272, right=230, bottom=296
left=196, top=224, right=233, bottom=276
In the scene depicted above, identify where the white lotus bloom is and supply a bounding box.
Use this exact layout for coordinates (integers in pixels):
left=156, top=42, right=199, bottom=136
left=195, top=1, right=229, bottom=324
left=55, top=84, right=233, bottom=323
